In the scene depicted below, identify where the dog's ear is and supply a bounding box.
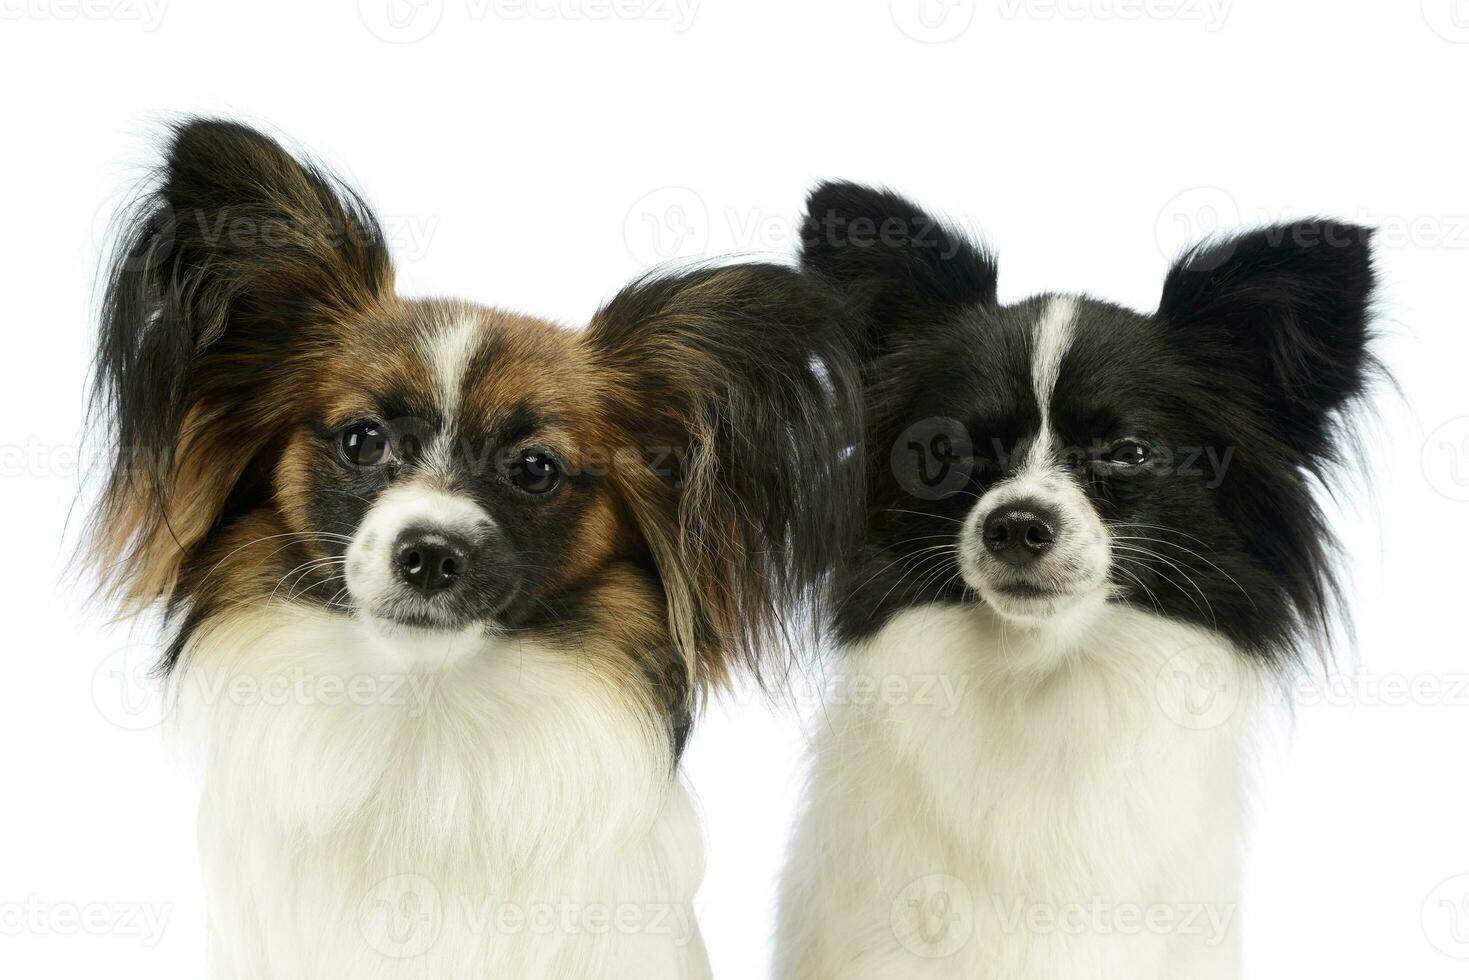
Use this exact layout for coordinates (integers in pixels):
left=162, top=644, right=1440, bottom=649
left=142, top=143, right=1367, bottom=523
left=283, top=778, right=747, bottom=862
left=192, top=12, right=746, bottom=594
left=90, top=118, right=392, bottom=611
left=1159, top=221, right=1376, bottom=457
left=585, top=263, right=861, bottom=690
left=799, top=180, right=997, bottom=359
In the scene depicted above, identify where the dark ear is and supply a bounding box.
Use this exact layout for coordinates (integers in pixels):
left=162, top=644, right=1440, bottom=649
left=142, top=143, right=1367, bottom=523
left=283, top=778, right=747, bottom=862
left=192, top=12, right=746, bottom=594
left=90, top=118, right=392, bottom=609
left=1158, top=220, right=1376, bottom=455
left=799, top=181, right=997, bottom=355
left=585, top=263, right=861, bottom=689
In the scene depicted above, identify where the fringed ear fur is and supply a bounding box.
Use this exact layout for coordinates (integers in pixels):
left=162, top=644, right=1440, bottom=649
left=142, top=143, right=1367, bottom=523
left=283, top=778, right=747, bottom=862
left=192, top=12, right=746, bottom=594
left=800, top=180, right=997, bottom=361
left=585, top=263, right=862, bottom=691
left=88, top=118, right=392, bottom=613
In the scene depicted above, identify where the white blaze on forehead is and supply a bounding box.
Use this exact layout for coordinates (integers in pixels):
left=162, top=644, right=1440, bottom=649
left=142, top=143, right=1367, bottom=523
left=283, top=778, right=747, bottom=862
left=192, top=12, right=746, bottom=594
left=1025, top=295, right=1079, bottom=470
left=426, top=314, right=482, bottom=472
left=430, top=315, right=482, bottom=425
left=959, top=294, right=1111, bottom=619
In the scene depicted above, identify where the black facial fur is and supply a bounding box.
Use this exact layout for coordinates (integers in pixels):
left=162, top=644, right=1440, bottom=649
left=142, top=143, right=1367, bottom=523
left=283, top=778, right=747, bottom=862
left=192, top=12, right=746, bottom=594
left=804, top=181, right=1377, bottom=663
left=91, top=119, right=864, bottom=757
left=94, top=120, right=392, bottom=528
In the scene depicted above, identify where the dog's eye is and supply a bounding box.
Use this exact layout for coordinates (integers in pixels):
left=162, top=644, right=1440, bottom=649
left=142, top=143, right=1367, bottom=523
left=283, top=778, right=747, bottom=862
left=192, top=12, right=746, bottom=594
left=340, top=420, right=393, bottom=467
left=507, top=450, right=561, bottom=494
left=1106, top=441, right=1151, bottom=466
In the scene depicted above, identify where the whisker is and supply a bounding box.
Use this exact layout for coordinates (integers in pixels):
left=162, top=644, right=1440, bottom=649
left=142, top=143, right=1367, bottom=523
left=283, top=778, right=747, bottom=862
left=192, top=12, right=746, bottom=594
left=882, top=508, right=967, bottom=526
left=1110, top=556, right=1165, bottom=615
left=1110, top=546, right=1215, bottom=627
left=1108, top=533, right=1258, bottom=612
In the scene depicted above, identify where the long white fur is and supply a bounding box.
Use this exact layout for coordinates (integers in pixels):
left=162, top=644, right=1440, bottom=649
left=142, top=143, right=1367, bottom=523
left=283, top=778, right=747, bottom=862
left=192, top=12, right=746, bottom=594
left=776, top=603, right=1260, bottom=979
left=169, top=311, right=711, bottom=979
left=776, top=296, right=1265, bottom=979
left=172, top=606, right=710, bottom=979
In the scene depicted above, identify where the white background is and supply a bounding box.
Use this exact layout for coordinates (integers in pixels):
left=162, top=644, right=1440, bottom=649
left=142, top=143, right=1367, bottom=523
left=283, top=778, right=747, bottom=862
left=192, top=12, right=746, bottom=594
left=2, top=1, right=1468, bottom=977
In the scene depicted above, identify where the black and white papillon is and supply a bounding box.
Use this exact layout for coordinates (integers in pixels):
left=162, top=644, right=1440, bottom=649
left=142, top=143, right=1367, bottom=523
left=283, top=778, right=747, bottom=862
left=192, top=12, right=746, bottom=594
left=777, top=182, right=1378, bottom=978
left=88, top=120, right=858, bottom=978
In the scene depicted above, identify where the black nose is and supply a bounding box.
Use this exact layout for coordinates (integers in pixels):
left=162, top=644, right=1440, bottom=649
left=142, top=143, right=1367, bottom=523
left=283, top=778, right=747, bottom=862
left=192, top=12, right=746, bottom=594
left=394, top=532, right=471, bottom=595
left=982, top=503, right=1059, bottom=566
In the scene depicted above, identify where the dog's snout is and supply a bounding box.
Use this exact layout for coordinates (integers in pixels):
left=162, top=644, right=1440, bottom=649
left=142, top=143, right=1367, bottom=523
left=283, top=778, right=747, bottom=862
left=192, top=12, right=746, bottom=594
left=982, top=503, right=1059, bottom=566
left=394, top=531, right=472, bottom=595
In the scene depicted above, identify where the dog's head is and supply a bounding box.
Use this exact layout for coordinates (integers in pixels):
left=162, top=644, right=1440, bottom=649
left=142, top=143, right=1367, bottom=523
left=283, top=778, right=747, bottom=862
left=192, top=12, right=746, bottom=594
left=803, top=181, right=1376, bottom=662
left=89, top=121, right=858, bottom=724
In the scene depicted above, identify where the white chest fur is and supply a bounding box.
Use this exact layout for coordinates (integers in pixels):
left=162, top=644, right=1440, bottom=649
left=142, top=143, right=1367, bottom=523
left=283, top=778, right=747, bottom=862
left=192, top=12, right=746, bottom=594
left=171, top=608, right=710, bottom=980
left=777, top=603, right=1264, bottom=980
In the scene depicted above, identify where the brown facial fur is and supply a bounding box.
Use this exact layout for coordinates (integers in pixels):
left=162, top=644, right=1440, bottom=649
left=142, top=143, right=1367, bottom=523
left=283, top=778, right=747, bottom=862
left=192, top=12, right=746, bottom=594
left=91, top=119, right=861, bottom=752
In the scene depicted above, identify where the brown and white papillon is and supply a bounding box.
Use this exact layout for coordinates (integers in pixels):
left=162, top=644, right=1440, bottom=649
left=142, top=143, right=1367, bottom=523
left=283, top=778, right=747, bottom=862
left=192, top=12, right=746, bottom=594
left=88, top=119, right=857, bottom=979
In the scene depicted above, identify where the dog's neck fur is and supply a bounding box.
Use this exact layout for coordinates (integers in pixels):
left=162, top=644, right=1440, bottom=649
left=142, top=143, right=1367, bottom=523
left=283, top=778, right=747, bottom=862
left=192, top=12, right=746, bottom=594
left=777, top=601, right=1264, bottom=979
left=172, top=606, right=710, bottom=979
